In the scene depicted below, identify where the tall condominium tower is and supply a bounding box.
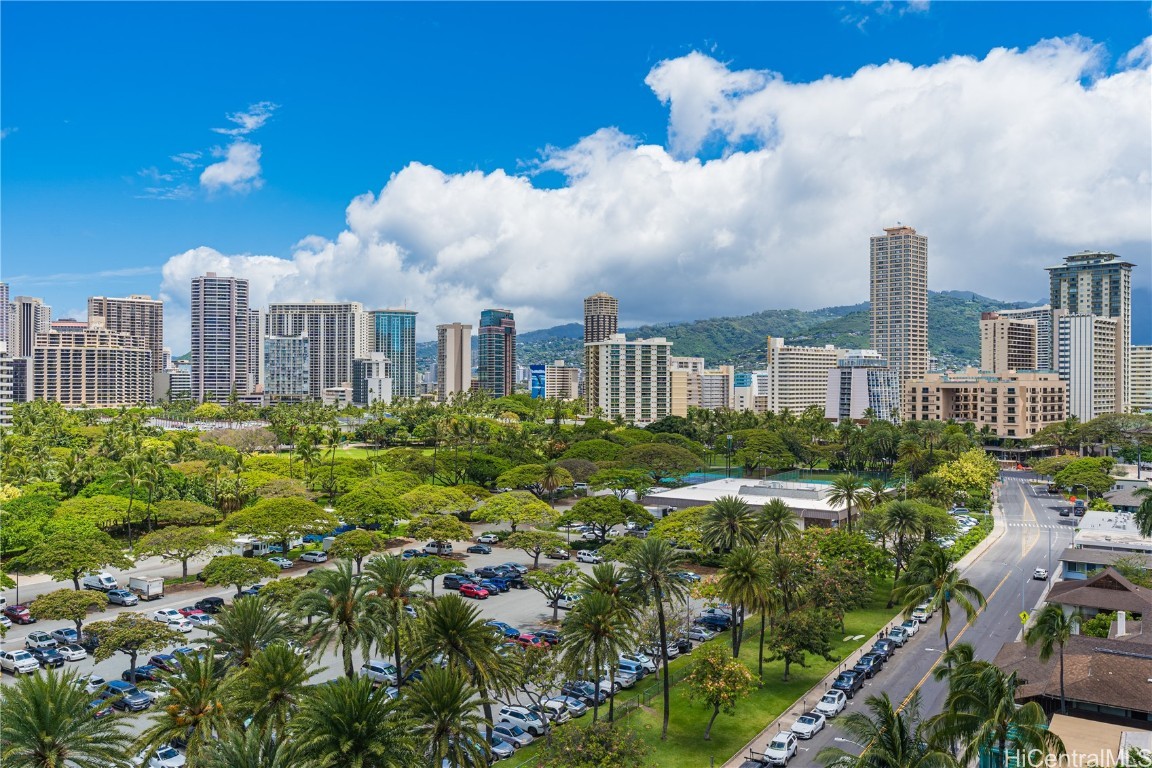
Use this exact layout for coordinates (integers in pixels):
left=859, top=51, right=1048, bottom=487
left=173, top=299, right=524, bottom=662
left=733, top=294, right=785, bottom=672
left=191, top=273, right=251, bottom=403
left=32, top=327, right=153, bottom=407
left=0, top=283, right=10, bottom=355
left=869, top=226, right=928, bottom=406
left=11, top=295, right=52, bottom=358
left=265, top=301, right=370, bottom=400
left=995, top=305, right=1062, bottom=371
left=437, top=323, right=472, bottom=401
left=583, top=292, right=619, bottom=407
left=1047, top=251, right=1134, bottom=412
left=1058, top=314, right=1118, bottom=421
left=88, top=295, right=165, bottom=372
left=372, top=309, right=417, bottom=400
left=1131, top=346, right=1152, bottom=415
left=477, top=309, right=516, bottom=398
left=979, top=312, right=1038, bottom=373
left=585, top=334, right=671, bottom=424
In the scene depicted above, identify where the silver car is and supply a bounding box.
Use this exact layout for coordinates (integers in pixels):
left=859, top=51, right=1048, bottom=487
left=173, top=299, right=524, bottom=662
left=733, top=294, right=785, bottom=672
left=493, top=723, right=534, bottom=748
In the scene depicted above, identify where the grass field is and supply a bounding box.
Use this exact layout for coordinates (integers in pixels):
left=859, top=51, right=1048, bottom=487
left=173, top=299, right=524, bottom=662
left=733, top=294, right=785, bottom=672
left=508, top=576, right=896, bottom=768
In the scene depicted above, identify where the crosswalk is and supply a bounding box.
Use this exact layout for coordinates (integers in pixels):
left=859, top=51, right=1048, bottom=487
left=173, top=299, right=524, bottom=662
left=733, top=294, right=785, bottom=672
left=1004, top=522, right=1069, bottom=530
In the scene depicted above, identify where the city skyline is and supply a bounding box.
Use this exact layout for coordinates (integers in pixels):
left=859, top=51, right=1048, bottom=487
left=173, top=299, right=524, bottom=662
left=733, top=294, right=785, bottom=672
left=2, top=4, right=1148, bottom=350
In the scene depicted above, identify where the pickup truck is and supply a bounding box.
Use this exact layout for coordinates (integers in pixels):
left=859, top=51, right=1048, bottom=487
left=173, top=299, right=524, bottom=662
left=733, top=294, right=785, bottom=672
left=128, top=576, right=165, bottom=601
left=831, top=670, right=865, bottom=699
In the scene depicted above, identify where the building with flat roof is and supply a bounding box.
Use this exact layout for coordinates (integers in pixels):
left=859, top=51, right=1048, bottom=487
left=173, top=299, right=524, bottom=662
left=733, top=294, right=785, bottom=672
left=980, top=311, right=1038, bottom=373
left=754, top=337, right=843, bottom=415
left=31, top=327, right=152, bottom=407
left=371, top=309, right=417, bottom=400
left=191, top=273, right=251, bottom=403
left=584, top=292, right=618, bottom=403
left=265, top=301, right=370, bottom=400
left=0, top=341, right=12, bottom=428
left=88, top=294, right=165, bottom=372
left=1131, top=345, right=1152, bottom=414
left=477, top=309, right=516, bottom=398
left=585, top=334, right=671, bottom=424
left=352, top=353, right=392, bottom=406
left=643, top=476, right=848, bottom=529
left=1058, top=314, right=1118, bottom=420
left=995, top=305, right=1063, bottom=371
left=10, top=295, right=51, bottom=358
left=670, top=357, right=735, bottom=415
left=905, top=368, right=1066, bottom=438
left=870, top=225, right=928, bottom=404
left=263, top=335, right=311, bottom=403
left=825, top=349, right=901, bottom=422
left=436, top=322, right=472, bottom=401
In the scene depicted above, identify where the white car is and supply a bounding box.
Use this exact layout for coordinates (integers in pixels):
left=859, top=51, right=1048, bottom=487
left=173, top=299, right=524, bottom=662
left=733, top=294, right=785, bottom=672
left=360, top=660, right=399, bottom=686
left=497, top=705, right=549, bottom=737
left=186, top=614, right=216, bottom=628
left=791, top=711, right=826, bottom=739
left=0, top=615, right=11, bottom=629
left=580, top=531, right=600, bottom=541
left=899, top=619, right=920, bottom=637
left=620, top=651, right=657, bottom=674
left=167, top=618, right=194, bottom=633
left=79, top=674, right=107, bottom=694
left=911, top=605, right=931, bottom=623
left=476, top=533, right=499, bottom=544
left=136, top=746, right=187, bottom=768
left=576, top=550, right=603, bottom=564
left=1033, top=568, right=1049, bottom=580
left=300, top=551, right=328, bottom=563
left=814, top=689, right=847, bottom=718
left=153, top=608, right=183, bottom=623
left=763, top=732, right=798, bottom=765
left=0, top=650, right=40, bottom=675
left=268, top=557, right=294, bottom=569
left=553, top=594, right=582, bottom=610
left=26, top=631, right=59, bottom=649
left=57, top=643, right=89, bottom=662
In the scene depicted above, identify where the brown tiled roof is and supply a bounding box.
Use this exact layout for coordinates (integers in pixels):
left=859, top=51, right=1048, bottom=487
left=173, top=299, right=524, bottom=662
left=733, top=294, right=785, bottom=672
left=1045, top=568, right=1152, bottom=614
left=1059, top=547, right=1152, bottom=569
left=994, top=634, right=1152, bottom=713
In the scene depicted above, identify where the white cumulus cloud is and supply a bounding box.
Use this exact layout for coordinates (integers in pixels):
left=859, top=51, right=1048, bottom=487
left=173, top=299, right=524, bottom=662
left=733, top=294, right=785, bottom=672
left=199, top=140, right=264, bottom=193
left=160, top=37, right=1150, bottom=352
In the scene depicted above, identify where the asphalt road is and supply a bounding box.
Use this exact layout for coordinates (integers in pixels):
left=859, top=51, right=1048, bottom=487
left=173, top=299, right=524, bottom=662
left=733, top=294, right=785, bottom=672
left=735, top=472, right=1077, bottom=766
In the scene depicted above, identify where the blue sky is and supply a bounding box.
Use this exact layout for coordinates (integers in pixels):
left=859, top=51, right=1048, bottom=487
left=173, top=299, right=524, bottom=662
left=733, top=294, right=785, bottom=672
left=2, top=2, right=1149, bottom=349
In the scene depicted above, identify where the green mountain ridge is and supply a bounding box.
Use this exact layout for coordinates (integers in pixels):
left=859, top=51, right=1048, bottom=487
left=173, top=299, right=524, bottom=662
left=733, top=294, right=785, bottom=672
left=415, top=291, right=1042, bottom=371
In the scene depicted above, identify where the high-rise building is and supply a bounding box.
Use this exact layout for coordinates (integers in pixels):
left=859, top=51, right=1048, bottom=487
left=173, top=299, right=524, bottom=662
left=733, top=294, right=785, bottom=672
left=191, top=273, right=251, bottom=403
left=825, top=350, right=901, bottom=423
left=1131, top=346, right=1152, bottom=414
left=1047, top=251, right=1135, bottom=410
left=11, top=295, right=51, bottom=358
left=980, top=312, right=1038, bottom=373
left=0, top=283, right=10, bottom=354
left=371, top=309, right=417, bottom=400
left=437, top=323, right=472, bottom=401
left=31, top=327, right=153, bottom=407
left=583, top=292, right=619, bottom=405
left=265, top=301, right=370, bottom=400
left=352, top=353, right=393, bottom=406
left=585, top=334, right=671, bottom=424
left=263, top=335, right=311, bottom=403
left=249, top=309, right=263, bottom=391
left=757, top=337, right=844, bottom=415
left=905, top=369, right=1066, bottom=439
left=1057, top=314, right=1118, bottom=421
left=87, top=295, right=165, bottom=372
left=669, top=357, right=735, bottom=415
left=0, top=341, right=12, bottom=428
left=995, top=306, right=1062, bottom=371
left=528, top=360, right=580, bottom=401
left=477, top=309, right=516, bottom=398
left=870, top=225, right=928, bottom=404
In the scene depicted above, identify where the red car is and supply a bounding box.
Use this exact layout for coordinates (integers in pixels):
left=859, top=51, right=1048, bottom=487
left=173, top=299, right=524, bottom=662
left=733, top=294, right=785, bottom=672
left=3, top=605, right=36, bottom=625
left=459, top=583, right=489, bottom=600
left=515, top=633, right=550, bottom=649
left=178, top=607, right=205, bottom=618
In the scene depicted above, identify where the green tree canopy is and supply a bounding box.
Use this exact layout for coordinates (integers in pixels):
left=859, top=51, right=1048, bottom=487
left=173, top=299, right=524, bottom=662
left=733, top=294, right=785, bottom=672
left=524, top=562, right=581, bottom=622
left=685, top=642, right=756, bottom=740
left=135, top=525, right=231, bottom=580
left=562, top=496, right=652, bottom=543
left=504, top=530, right=567, bottom=569
left=153, top=499, right=218, bottom=526
left=27, top=588, right=108, bottom=637
left=618, top=443, right=702, bottom=482
left=471, top=491, right=557, bottom=532
left=11, top=516, right=131, bottom=590
left=223, top=497, right=339, bottom=551
left=201, top=555, right=281, bottom=596
left=399, top=485, right=473, bottom=516
left=85, top=612, right=185, bottom=682
left=407, top=513, right=472, bottom=547
left=328, top=529, right=388, bottom=573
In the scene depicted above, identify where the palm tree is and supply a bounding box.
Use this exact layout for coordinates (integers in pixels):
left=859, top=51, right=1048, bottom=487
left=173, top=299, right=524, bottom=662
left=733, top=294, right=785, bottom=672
left=136, top=651, right=230, bottom=762
left=893, top=546, right=986, bottom=650
left=0, top=668, right=134, bottom=768
left=562, top=590, right=636, bottom=723
left=701, top=495, right=758, bottom=552
left=931, top=665, right=1065, bottom=768
left=405, top=666, right=492, bottom=768
left=363, top=554, right=424, bottom=686
left=228, top=642, right=318, bottom=735
left=579, top=562, right=627, bottom=599
left=930, top=642, right=982, bottom=683
left=540, top=460, right=565, bottom=508
left=198, top=727, right=303, bottom=768
left=816, top=691, right=957, bottom=768
left=294, top=559, right=372, bottom=679
left=1133, top=485, right=1152, bottom=537
left=1024, top=604, right=1081, bottom=714
left=621, top=537, right=688, bottom=740
left=290, top=675, right=418, bottom=768
left=208, top=595, right=294, bottom=665
left=718, top=545, right=770, bottom=659
left=409, top=594, right=511, bottom=737
left=114, top=452, right=147, bottom=547
left=757, top=498, right=799, bottom=556
left=860, top=478, right=893, bottom=512
left=881, top=500, right=925, bottom=606
left=827, top=474, right=866, bottom=534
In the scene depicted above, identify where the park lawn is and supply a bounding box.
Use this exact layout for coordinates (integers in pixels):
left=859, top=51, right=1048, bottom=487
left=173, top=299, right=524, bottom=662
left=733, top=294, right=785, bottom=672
left=507, top=576, right=895, bottom=768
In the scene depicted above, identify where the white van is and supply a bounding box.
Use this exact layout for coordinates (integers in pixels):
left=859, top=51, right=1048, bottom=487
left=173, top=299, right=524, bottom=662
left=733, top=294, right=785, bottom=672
left=82, top=573, right=118, bottom=592
left=423, top=542, right=454, bottom=556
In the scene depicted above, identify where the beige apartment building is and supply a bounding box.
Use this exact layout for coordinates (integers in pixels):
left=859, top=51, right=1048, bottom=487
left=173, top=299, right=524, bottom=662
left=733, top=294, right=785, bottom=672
left=752, top=337, right=843, bottom=415
left=543, top=361, right=580, bottom=400
left=32, top=327, right=153, bottom=407
left=1057, top=314, right=1118, bottom=421
left=905, top=368, right=1066, bottom=439
left=980, top=312, right=1038, bottom=373
left=1132, top=346, right=1152, bottom=414
left=870, top=225, right=929, bottom=398
left=436, top=322, right=472, bottom=401
left=88, top=295, right=165, bottom=372
left=670, top=356, right=735, bottom=416
left=585, top=334, right=671, bottom=424
left=583, top=292, right=619, bottom=405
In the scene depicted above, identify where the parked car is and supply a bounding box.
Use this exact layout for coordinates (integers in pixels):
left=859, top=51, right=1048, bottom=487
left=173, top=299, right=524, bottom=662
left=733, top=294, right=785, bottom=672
left=442, top=573, right=473, bottom=591
left=533, top=629, right=562, bottom=646
left=763, top=732, right=798, bottom=765
left=194, top=596, right=225, bottom=613
left=485, top=621, right=521, bottom=639
left=552, top=594, right=582, bottom=610
left=479, top=578, right=507, bottom=595
left=89, top=699, right=115, bottom=720
left=26, top=631, right=59, bottom=649
left=167, top=618, right=195, bottom=633
left=476, top=533, right=500, bottom=544
left=359, top=660, right=399, bottom=686
left=50, top=628, right=80, bottom=644
left=302, top=534, right=325, bottom=544
left=1033, top=568, right=1049, bottom=580
left=3, top=604, right=36, bottom=624
left=466, top=544, right=492, bottom=555
left=57, top=643, right=89, bottom=662
left=530, top=698, right=571, bottom=724
left=0, top=650, right=41, bottom=675
left=616, top=658, right=647, bottom=680
left=815, top=689, right=847, bottom=718
left=475, top=566, right=506, bottom=580
left=853, top=653, right=884, bottom=679
left=186, top=614, right=216, bottom=628
left=576, top=550, right=603, bottom=564
left=676, top=570, right=702, bottom=583
left=498, top=705, right=549, bottom=737
left=501, top=562, right=528, bottom=575
left=493, top=722, right=535, bottom=747
left=146, top=745, right=186, bottom=768
left=300, top=551, right=328, bottom=563
left=459, top=583, right=490, bottom=599
left=28, top=647, right=66, bottom=668
left=900, top=619, right=920, bottom=637
left=831, top=670, right=865, bottom=699
left=791, top=711, right=826, bottom=739
left=423, top=542, right=454, bottom=556
left=239, top=585, right=264, bottom=597
left=79, top=674, right=107, bottom=694
left=561, top=680, right=607, bottom=706
left=100, top=680, right=153, bottom=712
left=268, top=556, right=294, bottom=569
left=0, top=615, right=10, bottom=630
left=545, top=549, right=571, bottom=560
left=177, top=607, right=205, bottom=618
left=911, top=605, right=930, bottom=623
left=81, top=572, right=119, bottom=591
left=694, top=614, right=731, bottom=631
left=685, top=626, right=718, bottom=642
left=551, top=695, right=588, bottom=718
left=620, top=651, right=657, bottom=674
left=149, top=654, right=182, bottom=673
left=122, top=665, right=162, bottom=682
left=154, top=608, right=183, bottom=623
left=487, top=734, right=516, bottom=761
left=886, top=627, right=909, bottom=647
left=872, top=639, right=897, bottom=658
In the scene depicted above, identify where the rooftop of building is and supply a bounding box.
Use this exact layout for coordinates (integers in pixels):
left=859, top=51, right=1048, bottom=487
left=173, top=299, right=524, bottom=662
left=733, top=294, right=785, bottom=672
left=1073, top=510, right=1152, bottom=554
left=914, top=367, right=1064, bottom=383
left=1059, top=546, right=1152, bottom=570
left=643, top=476, right=841, bottom=514
left=1044, top=568, right=1152, bottom=614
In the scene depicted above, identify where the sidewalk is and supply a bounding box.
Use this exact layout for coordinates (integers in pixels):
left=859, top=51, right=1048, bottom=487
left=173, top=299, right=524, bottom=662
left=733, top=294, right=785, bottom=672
left=720, top=506, right=1007, bottom=768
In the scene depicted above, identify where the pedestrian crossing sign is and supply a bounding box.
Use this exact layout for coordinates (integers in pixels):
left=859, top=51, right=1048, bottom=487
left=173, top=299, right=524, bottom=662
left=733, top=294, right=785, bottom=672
left=1019, top=611, right=1029, bottom=624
